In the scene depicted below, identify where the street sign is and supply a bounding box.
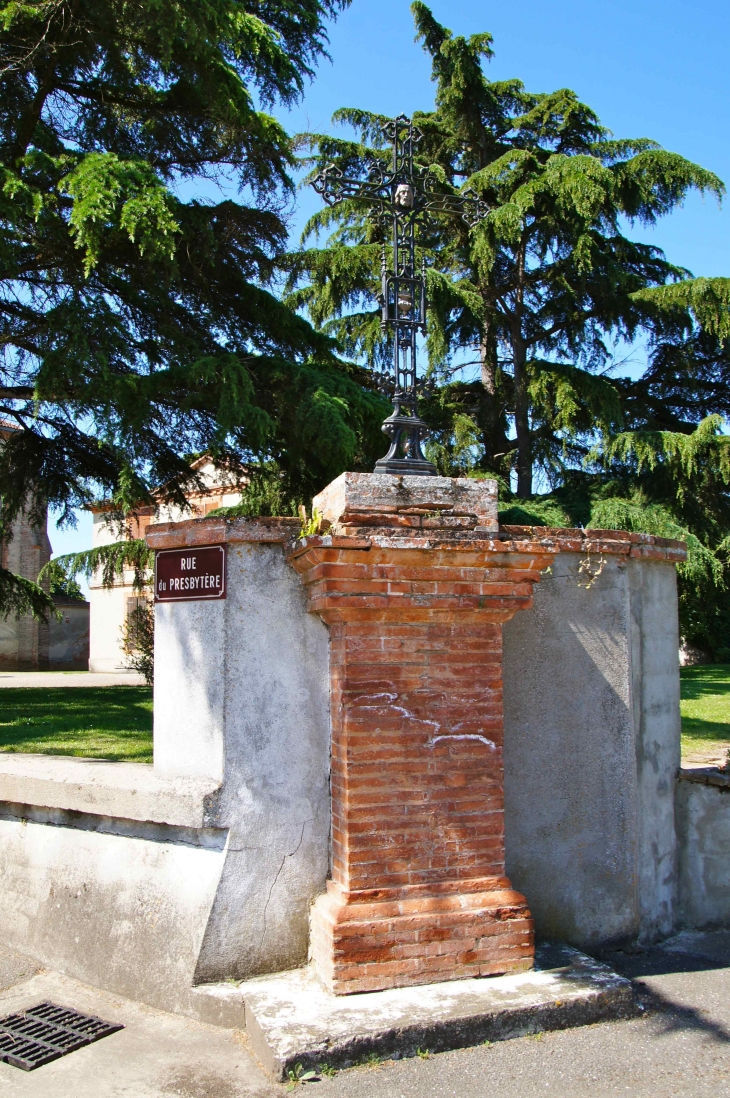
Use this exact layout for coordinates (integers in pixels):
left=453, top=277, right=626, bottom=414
left=154, top=545, right=226, bottom=602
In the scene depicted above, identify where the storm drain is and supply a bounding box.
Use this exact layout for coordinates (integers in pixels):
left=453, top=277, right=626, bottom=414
left=0, top=1002, right=123, bottom=1070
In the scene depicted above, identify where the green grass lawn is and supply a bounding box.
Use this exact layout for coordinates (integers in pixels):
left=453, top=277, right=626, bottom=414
left=0, top=687, right=153, bottom=762
left=0, top=669, right=725, bottom=767
left=680, top=663, right=730, bottom=764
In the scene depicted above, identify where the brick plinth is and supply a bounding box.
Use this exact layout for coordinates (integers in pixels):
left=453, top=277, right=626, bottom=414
left=310, top=878, right=533, bottom=994
left=289, top=530, right=557, bottom=994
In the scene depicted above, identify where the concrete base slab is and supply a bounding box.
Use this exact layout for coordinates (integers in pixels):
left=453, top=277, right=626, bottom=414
left=0, top=944, right=42, bottom=993
left=240, top=943, right=639, bottom=1080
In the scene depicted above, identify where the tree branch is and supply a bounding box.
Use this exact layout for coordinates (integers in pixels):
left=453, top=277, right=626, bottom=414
left=10, top=0, right=81, bottom=163
left=0, top=387, right=36, bottom=400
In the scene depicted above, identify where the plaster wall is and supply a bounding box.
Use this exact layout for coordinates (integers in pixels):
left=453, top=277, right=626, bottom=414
left=155, top=541, right=331, bottom=981
left=676, top=774, right=730, bottom=928
left=88, top=582, right=136, bottom=673
left=630, top=557, right=682, bottom=941
left=503, top=552, right=681, bottom=950
left=0, top=534, right=329, bottom=1014
left=0, top=805, right=225, bottom=1014
left=88, top=512, right=134, bottom=673
left=48, top=598, right=89, bottom=670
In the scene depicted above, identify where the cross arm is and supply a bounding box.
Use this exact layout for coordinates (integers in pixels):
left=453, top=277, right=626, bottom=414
left=312, top=163, right=392, bottom=210
left=420, top=186, right=489, bottom=228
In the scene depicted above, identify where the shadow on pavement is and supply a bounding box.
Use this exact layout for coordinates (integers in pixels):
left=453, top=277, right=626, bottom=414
left=598, top=928, right=730, bottom=1045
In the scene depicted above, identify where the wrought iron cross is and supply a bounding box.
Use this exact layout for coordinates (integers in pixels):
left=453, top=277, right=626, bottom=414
left=313, top=115, right=488, bottom=476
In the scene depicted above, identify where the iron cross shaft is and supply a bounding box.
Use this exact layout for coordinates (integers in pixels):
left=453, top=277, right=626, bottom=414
left=312, top=114, right=487, bottom=476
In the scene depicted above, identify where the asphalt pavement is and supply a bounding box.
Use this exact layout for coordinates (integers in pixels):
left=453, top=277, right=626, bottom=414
left=296, top=929, right=730, bottom=1098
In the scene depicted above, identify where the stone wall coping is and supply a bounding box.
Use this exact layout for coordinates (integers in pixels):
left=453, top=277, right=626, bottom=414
left=144, top=514, right=687, bottom=565
left=146, top=515, right=300, bottom=550
left=499, top=526, right=687, bottom=562
left=287, top=533, right=542, bottom=558
left=0, top=753, right=222, bottom=827
left=678, top=766, right=730, bottom=789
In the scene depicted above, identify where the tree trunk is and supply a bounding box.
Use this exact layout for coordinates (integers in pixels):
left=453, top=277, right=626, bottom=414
left=512, top=334, right=532, bottom=498
left=511, top=232, right=531, bottom=498
left=478, top=325, right=506, bottom=469
left=10, top=0, right=80, bottom=163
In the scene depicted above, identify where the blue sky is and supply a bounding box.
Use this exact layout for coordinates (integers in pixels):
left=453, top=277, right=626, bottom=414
left=279, top=0, right=730, bottom=272
left=51, top=0, right=730, bottom=562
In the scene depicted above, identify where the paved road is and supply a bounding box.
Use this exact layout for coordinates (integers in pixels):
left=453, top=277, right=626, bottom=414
left=313, top=930, right=730, bottom=1098
left=0, top=931, right=728, bottom=1096
left=0, top=672, right=146, bottom=688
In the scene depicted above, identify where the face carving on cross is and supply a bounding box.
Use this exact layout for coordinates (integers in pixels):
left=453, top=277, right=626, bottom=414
left=394, top=183, right=414, bottom=210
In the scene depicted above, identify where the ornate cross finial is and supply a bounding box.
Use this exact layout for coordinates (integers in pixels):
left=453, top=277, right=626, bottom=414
left=313, top=115, right=488, bottom=476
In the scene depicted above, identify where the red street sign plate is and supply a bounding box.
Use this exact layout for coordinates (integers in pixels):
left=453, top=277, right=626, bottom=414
left=154, top=545, right=226, bottom=602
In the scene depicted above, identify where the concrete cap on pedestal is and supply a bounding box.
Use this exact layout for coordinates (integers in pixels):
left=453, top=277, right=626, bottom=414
left=313, top=472, right=498, bottom=530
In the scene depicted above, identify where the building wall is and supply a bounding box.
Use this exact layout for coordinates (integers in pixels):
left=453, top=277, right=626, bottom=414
left=88, top=461, right=245, bottom=674
left=503, top=552, right=681, bottom=950
left=87, top=512, right=140, bottom=674
left=88, top=580, right=136, bottom=673
left=48, top=597, right=90, bottom=670
left=0, top=506, right=52, bottom=670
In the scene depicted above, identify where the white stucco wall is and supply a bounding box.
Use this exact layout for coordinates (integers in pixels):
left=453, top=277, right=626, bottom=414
left=503, top=553, right=681, bottom=949
left=0, top=806, right=225, bottom=1012
left=88, top=582, right=135, bottom=672
left=155, top=540, right=331, bottom=981
left=88, top=512, right=138, bottom=673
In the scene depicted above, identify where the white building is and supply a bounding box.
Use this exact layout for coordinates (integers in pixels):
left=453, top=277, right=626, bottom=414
left=88, top=457, right=246, bottom=673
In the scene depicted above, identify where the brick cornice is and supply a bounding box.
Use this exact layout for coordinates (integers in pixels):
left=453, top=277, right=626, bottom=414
left=287, top=538, right=557, bottom=625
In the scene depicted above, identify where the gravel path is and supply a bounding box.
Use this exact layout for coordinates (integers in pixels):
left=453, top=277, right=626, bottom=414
left=0, top=672, right=145, bottom=688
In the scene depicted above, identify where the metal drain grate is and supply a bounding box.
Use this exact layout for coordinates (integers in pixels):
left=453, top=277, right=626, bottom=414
left=0, top=1002, right=123, bottom=1070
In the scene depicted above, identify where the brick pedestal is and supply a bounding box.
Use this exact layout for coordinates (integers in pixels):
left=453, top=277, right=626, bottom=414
left=288, top=474, right=557, bottom=994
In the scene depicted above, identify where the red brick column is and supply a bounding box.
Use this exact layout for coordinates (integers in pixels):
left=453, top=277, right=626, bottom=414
left=288, top=536, right=556, bottom=994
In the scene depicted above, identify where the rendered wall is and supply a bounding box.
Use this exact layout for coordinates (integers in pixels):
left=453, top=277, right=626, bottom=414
left=88, top=582, right=135, bottom=673
left=0, top=522, right=328, bottom=1017
left=503, top=552, right=681, bottom=949
left=0, top=800, right=224, bottom=1012
left=48, top=597, right=89, bottom=670
left=676, top=771, right=730, bottom=928
left=154, top=538, right=331, bottom=982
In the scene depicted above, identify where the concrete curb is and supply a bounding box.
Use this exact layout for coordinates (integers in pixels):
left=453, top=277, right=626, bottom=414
left=240, top=944, right=640, bottom=1080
